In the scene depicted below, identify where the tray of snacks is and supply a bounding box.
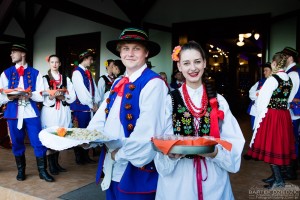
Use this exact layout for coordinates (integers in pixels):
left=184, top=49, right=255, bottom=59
left=1, top=87, right=31, bottom=96
left=39, top=126, right=116, bottom=151
left=40, top=89, right=68, bottom=96
left=152, top=135, right=231, bottom=155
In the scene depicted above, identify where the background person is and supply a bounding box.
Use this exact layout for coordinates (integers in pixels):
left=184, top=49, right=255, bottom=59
left=98, top=59, right=115, bottom=105
left=41, top=54, right=76, bottom=175
left=70, top=50, right=100, bottom=165
left=0, top=44, right=54, bottom=182
left=246, top=52, right=296, bottom=189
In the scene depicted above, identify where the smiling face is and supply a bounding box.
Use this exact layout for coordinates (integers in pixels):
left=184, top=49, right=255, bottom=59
left=177, top=49, right=206, bottom=89
left=119, top=42, right=149, bottom=76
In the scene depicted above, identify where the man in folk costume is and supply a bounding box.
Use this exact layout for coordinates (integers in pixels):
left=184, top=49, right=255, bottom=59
left=70, top=50, right=100, bottom=165
left=98, top=59, right=116, bottom=104
left=283, top=47, right=300, bottom=180
left=0, top=44, right=54, bottom=182
left=87, top=27, right=168, bottom=200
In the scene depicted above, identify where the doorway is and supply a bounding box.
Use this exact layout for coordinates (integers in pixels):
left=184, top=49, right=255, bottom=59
left=56, top=32, right=101, bottom=80
left=172, top=14, right=270, bottom=115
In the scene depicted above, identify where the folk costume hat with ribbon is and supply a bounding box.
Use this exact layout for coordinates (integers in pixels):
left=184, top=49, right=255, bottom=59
left=106, top=27, right=161, bottom=58
left=78, top=49, right=96, bottom=63
left=11, top=44, right=27, bottom=53
left=281, top=47, right=299, bottom=59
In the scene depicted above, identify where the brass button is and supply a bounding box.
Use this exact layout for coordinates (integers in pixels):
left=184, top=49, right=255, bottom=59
left=125, top=103, right=132, bottom=110
left=127, top=123, right=134, bottom=131
left=126, top=113, right=133, bottom=120
left=125, top=93, right=132, bottom=99
left=129, top=84, right=136, bottom=90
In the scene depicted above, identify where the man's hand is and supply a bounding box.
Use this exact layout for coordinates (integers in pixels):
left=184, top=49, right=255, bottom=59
left=92, top=103, right=98, bottom=112
left=7, top=94, right=19, bottom=100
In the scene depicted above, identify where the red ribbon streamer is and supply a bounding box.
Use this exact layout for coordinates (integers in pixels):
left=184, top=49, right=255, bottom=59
left=114, top=77, right=129, bottom=96
left=194, top=157, right=208, bottom=200
left=209, top=97, right=224, bottom=138
left=17, top=66, right=24, bottom=76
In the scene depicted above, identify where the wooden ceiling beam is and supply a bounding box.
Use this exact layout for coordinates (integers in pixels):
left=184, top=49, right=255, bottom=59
left=32, top=0, right=131, bottom=30
left=114, top=0, right=158, bottom=26
left=0, top=0, right=21, bottom=35
left=0, top=34, right=25, bottom=43
left=32, top=6, right=49, bottom=34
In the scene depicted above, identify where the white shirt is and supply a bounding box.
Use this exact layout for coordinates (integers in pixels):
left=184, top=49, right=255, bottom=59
left=41, top=72, right=76, bottom=128
left=286, top=62, right=300, bottom=120
left=154, top=85, right=245, bottom=200
left=87, top=64, right=169, bottom=182
left=97, top=73, right=114, bottom=105
left=0, top=64, right=44, bottom=118
left=71, top=64, right=100, bottom=108
left=248, top=81, right=259, bottom=116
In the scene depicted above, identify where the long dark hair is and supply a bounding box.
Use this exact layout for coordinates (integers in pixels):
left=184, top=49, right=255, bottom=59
left=179, top=41, right=217, bottom=100
left=114, top=59, right=126, bottom=77
left=47, top=54, right=61, bottom=81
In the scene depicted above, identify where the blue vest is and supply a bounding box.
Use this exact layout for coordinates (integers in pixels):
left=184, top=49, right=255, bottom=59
left=70, top=67, right=94, bottom=111
left=287, top=66, right=300, bottom=115
left=106, top=68, right=160, bottom=193
left=3, top=66, right=40, bottom=119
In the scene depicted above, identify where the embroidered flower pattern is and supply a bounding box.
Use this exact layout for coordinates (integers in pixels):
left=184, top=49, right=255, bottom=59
left=268, top=75, right=292, bottom=109
left=171, top=46, right=181, bottom=61
left=183, top=111, right=191, bottom=118
left=181, top=117, right=192, bottom=135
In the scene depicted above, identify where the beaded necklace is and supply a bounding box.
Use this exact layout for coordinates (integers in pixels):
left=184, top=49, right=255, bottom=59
left=182, top=82, right=208, bottom=118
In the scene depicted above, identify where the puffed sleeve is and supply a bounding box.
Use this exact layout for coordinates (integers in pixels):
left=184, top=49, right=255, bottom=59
left=208, top=94, right=245, bottom=173
left=31, top=72, right=44, bottom=102
left=65, top=77, right=76, bottom=104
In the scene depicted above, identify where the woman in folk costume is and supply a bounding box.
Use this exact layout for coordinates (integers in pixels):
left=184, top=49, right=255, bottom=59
left=246, top=52, right=297, bottom=189
left=154, top=41, right=245, bottom=200
left=41, top=55, right=76, bottom=175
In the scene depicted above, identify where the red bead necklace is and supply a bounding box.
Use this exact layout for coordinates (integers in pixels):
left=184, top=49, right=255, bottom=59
left=182, top=82, right=208, bottom=118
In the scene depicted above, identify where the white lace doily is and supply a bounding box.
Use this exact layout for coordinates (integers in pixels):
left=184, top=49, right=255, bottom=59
left=38, top=127, right=113, bottom=151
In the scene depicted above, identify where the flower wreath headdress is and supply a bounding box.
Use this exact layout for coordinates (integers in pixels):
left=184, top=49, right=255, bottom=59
left=171, top=45, right=181, bottom=61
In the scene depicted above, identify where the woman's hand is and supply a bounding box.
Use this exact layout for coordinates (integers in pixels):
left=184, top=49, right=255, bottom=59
left=54, top=91, right=65, bottom=100
left=168, top=153, right=184, bottom=159
left=198, top=147, right=218, bottom=158
left=111, top=148, right=120, bottom=161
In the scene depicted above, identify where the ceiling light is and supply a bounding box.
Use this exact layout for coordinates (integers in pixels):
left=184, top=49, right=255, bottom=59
left=236, top=41, right=244, bottom=46
left=210, top=44, right=214, bottom=48
left=239, top=36, right=244, bottom=42
left=254, top=33, right=260, bottom=40
left=257, top=53, right=262, bottom=57
left=243, top=33, right=252, bottom=38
